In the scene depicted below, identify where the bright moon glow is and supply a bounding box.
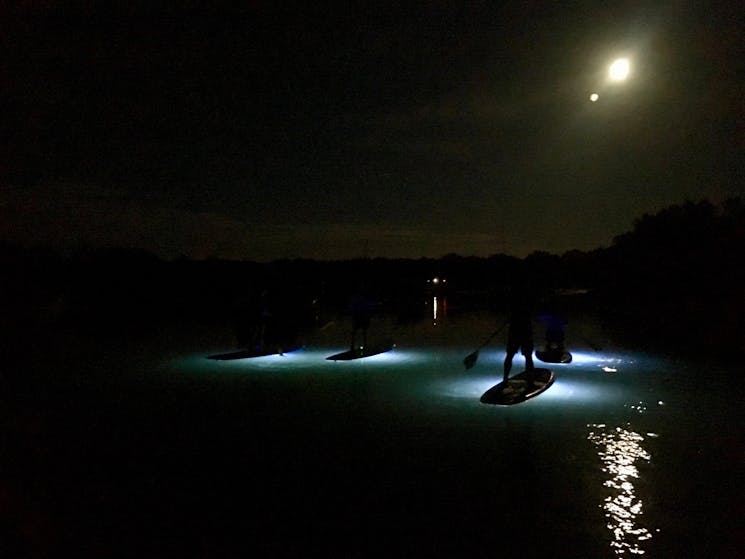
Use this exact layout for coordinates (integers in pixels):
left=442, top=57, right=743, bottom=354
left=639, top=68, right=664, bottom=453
left=609, top=58, right=630, bottom=81
left=590, top=93, right=599, bottom=102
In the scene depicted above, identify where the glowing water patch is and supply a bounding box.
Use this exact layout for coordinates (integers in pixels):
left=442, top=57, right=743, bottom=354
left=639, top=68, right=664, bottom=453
left=428, top=347, right=645, bottom=405
left=431, top=375, right=625, bottom=407
left=563, top=350, right=612, bottom=366
left=588, top=423, right=655, bottom=555
left=205, top=347, right=334, bottom=372
left=176, top=346, right=435, bottom=376
left=325, top=347, right=426, bottom=366
left=537, top=378, right=625, bottom=405
left=476, top=348, right=609, bottom=368
left=432, top=374, right=497, bottom=401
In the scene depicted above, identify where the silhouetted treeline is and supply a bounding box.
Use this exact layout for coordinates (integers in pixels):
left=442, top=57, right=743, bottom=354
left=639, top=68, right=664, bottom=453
left=596, top=198, right=745, bottom=354
left=2, top=198, right=743, bottom=356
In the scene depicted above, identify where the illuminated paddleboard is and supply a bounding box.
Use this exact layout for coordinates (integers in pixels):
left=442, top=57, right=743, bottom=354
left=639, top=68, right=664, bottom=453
left=536, top=349, right=573, bottom=364
left=326, top=340, right=395, bottom=361
left=480, top=368, right=555, bottom=406
left=207, top=344, right=302, bottom=360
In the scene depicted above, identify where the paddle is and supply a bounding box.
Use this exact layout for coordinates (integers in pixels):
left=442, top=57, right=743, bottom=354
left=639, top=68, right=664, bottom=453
left=463, top=322, right=507, bottom=370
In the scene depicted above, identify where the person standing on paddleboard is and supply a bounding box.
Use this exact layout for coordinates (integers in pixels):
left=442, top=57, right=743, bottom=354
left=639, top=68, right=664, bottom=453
left=503, top=276, right=536, bottom=385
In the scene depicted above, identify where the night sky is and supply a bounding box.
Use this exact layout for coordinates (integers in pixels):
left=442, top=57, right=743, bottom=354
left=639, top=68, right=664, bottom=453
left=2, top=2, right=742, bottom=260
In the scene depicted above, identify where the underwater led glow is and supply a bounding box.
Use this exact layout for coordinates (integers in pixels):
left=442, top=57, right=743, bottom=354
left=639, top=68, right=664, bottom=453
left=560, top=350, right=611, bottom=366
left=588, top=423, right=655, bottom=555
left=431, top=374, right=497, bottom=401
left=537, top=378, right=625, bottom=405
left=177, top=346, right=437, bottom=376
left=325, top=347, right=425, bottom=366
left=431, top=375, right=627, bottom=407
left=177, top=344, right=665, bottom=421
left=205, top=347, right=334, bottom=371
left=425, top=347, right=653, bottom=406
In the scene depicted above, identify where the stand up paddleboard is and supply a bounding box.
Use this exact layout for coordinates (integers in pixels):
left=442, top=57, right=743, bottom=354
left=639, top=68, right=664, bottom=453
left=326, top=340, right=395, bottom=361
left=480, top=368, right=555, bottom=406
left=207, top=344, right=301, bottom=361
left=536, top=348, right=572, bottom=364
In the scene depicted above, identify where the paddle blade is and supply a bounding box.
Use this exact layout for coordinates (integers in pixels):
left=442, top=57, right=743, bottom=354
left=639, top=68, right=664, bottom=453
left=463, top=350, right=479, bottom=370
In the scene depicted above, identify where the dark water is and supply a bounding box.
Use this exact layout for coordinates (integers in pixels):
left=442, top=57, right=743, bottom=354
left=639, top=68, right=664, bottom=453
left=3, top=311, right=743, bottom=557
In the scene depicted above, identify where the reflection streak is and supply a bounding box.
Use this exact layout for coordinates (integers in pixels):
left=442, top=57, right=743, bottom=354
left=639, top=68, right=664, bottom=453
left=588, top=424, right=654, bottom=555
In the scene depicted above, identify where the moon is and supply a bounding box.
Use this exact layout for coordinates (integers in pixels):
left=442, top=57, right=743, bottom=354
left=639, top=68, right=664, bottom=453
left=590, top=93, right=599, bottom=102
left=609, top=58, right=630, bottom=81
